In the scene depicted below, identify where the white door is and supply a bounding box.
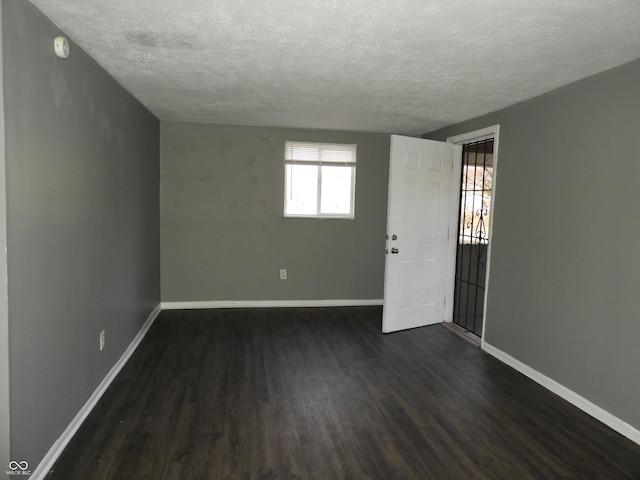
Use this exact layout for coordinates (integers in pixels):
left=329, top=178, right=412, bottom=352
left=382, top=135, right=459, bottom=333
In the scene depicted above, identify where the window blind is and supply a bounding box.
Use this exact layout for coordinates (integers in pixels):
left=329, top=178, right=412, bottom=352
left=285, top=142, right=357, bottom=165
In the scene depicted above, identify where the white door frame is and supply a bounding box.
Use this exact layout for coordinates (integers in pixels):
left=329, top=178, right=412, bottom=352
left=445, top=125, right=500, bottom=342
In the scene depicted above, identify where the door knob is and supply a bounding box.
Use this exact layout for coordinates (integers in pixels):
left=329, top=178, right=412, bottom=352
left=391, top=248, right=399, bottom=254
left=392, top=234, right=398, bottom=240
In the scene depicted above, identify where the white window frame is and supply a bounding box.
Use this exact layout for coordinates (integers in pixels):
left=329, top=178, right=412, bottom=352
left=284, top=141, right=357, bottom=219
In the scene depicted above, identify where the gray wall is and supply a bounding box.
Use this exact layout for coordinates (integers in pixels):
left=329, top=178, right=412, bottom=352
left=0, top=3, right=9, bottom=475
left=3, top=0, right=160, bottom=470
left=161, top=123, right=389, bottom=302
left=428, top=58, right=640, bottom=431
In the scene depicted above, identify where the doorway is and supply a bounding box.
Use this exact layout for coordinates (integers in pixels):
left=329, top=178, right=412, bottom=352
left=446, top=126, right=499, bottom=339
left=452, top=139, right=493, bottom=336
left=383, top=127, right=498, bottom=336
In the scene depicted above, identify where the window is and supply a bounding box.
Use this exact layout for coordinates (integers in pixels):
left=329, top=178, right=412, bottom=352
left=284, top=141, right=356, bottom=219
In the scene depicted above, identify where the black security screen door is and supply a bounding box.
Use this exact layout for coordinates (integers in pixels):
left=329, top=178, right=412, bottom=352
left=453, top=138, right=494, bottom=336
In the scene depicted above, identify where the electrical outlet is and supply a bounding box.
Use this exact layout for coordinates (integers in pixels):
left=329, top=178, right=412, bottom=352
left=280, top=269, right=287, bottom=280
left=99, top=330, right=105, bottom=351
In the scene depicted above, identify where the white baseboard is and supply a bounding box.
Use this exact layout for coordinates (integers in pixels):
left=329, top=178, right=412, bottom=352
left=482, top=341, right=640, bottom=446
left=160, top=299, right=384, bottom=310
left=30, top=303, right=162, bottom=480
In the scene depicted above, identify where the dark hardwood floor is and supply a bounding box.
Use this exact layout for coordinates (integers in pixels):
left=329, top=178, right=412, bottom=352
left=45, top=307, right=640, bottom=479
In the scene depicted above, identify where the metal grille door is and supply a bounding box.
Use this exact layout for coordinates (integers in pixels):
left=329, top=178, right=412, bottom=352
left=453, top=139, right=494, bottom=336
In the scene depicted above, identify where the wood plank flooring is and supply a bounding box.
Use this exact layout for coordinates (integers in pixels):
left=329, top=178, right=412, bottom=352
left=45, top=307, right=640, bottom=479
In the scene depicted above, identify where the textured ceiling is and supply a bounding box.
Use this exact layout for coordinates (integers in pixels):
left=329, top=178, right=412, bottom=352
left=29, top=0, right=640, bottom=135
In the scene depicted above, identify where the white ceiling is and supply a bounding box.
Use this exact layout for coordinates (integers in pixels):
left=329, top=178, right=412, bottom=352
left=29, top=0, right=640, bottom=135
